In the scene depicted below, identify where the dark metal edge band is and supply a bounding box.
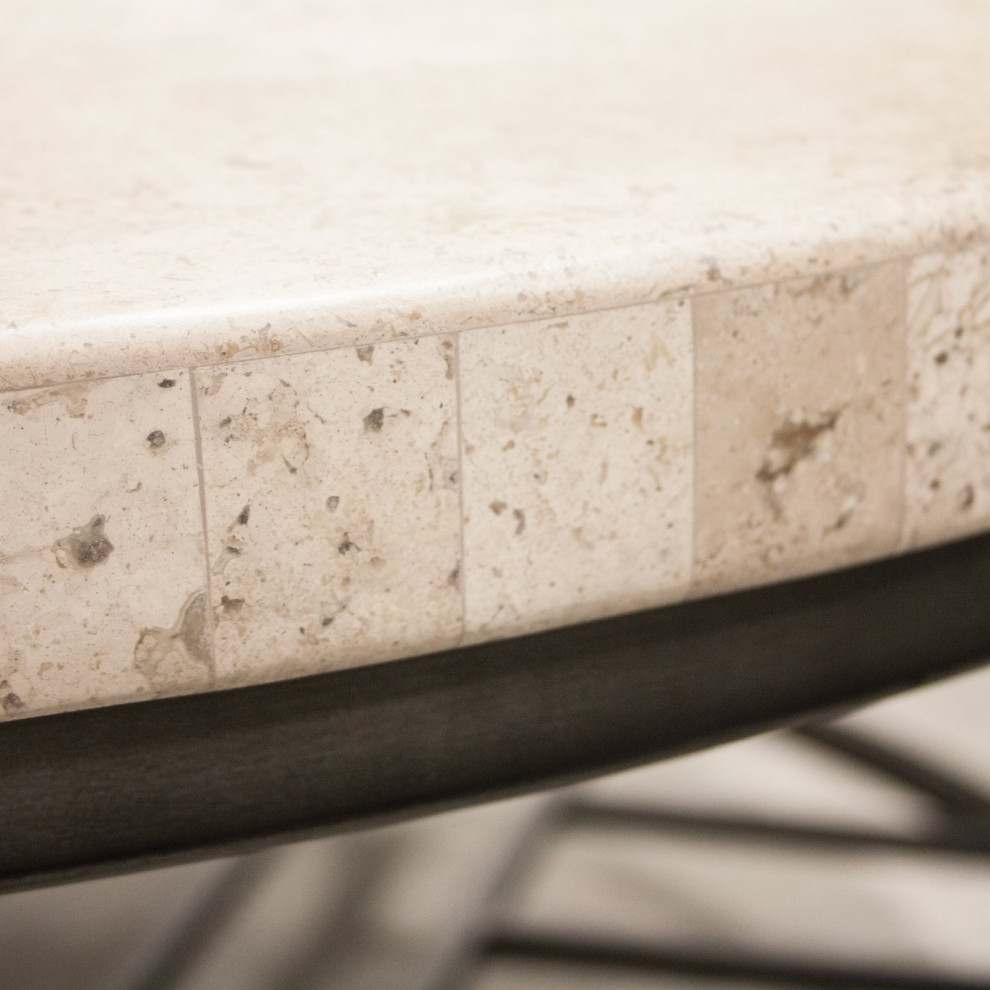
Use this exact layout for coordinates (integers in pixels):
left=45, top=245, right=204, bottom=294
left=3, top=533, right=990, bottom=891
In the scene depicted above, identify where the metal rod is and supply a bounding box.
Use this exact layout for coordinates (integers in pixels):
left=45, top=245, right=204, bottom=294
left=794, top=722, right=990, bottom=814
left=270, top=837, right=400, bottom=990
left=418, top=803, right=572, bottom=990
left=558, top=797, right=990, bottom=856
left=483, top=925, right=990, bottom=990
left=128, top=852, right=274, bottom=990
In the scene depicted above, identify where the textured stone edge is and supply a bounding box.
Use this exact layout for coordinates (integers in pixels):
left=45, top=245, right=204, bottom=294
left=3, top=245, right=987, bottom=719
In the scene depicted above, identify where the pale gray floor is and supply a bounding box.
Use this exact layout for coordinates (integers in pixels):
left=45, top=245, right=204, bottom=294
left=3, top=664, right=990, bottom=989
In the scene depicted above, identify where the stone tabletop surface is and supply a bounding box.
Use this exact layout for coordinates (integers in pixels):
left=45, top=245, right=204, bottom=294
left=2, top=0, right=989, bottom=719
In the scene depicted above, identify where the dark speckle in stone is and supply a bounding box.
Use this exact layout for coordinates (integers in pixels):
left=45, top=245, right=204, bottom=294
left=935, top=351, right=949, bottom=365
left=237, top=504, right=251, bottom=525
left=158, top=378, right=176, bottom=389
left=363, top=407, right=384, bottom=432
left=146, top=430, right=166, bottom=448
left=55, top=515, right=114, bottom=570
left=756, top=411, right=839, bottom=485
left=338, top=533, right=360, bottom=554
left=1, top=682, right=24, bottom=714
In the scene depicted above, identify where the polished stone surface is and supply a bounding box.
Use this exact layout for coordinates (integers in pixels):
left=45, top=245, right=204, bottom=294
left=196, top=338, right=463, bottom=686
left=692, top=263, right=906, bottom=594
left=0, top=371, right=207, bottom=716
left=3, top=0, right=990, bottom=716
left=460, top=303, right=693, bottom=639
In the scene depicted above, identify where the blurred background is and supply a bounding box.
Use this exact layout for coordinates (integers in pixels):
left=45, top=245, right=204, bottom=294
left=4, top=663, right=990, bottom=990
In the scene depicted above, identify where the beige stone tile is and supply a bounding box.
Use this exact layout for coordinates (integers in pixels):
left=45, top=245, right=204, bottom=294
left=692, top=262, right=906, bottom=595
left=903, top=246, right=990, bottom=548
left=196, top=337, right=462, bottom=686
left=459, top=303, right=693, bottom=640
left=0, top=371, right=209, bottom=718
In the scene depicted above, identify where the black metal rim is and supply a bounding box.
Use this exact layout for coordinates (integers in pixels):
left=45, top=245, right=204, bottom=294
left=2, top=532, right=990, bottom=892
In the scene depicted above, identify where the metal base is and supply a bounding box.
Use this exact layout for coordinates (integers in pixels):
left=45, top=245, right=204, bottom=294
left=117, top=718, right=990, bottom=990
left=422, top=722, right=990, bottom=990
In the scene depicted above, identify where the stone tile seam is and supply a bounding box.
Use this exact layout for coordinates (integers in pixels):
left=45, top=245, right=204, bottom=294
left=451, top=333, right=469, bottom=646
left=187, top=366, right=219, bottom=679
left=686, top=287, right=699, bottom=602
left=1, top=240, right=986, bottom=396
left=895, top=258, right=912, bottom=554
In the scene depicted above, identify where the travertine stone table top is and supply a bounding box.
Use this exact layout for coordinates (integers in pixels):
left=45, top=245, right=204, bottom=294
left=2, top=0, right=990, bottom=719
